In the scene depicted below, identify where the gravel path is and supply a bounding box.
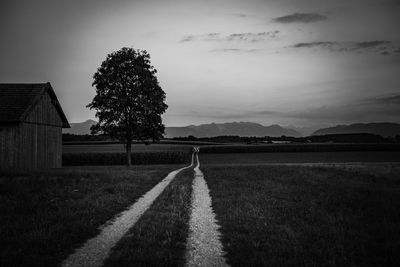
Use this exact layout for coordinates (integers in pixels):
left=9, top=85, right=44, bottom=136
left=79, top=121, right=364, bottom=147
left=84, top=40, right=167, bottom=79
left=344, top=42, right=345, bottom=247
left=62, top=153, right=195, bottom=267
left=185, top=148, right=229, bottom=267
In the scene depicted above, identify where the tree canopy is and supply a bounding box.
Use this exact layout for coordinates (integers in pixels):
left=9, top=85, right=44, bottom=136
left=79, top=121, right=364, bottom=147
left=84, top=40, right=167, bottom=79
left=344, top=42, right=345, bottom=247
left=88, top=47, right=168, bottom=165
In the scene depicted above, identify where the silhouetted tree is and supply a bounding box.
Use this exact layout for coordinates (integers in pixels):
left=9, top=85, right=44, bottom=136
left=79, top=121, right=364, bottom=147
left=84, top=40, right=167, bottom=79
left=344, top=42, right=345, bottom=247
left=88, top=47, right=167, bottom=166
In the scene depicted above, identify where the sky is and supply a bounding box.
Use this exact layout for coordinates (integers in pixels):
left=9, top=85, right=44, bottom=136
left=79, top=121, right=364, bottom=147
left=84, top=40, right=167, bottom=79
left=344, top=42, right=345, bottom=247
left=1, top=0, right=400, bottom=128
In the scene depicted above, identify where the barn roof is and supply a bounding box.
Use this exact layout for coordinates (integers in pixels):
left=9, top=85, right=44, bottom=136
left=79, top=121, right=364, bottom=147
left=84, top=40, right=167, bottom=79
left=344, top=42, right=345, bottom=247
left=0, top=82, right=70, bottom=128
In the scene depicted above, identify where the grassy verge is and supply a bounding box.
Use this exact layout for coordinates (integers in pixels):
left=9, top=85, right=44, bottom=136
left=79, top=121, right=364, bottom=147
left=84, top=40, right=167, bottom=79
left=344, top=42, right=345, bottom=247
left=0, top=165, right=183, bottom=266
left=202, top=165, right=400, bottom=266
left=103, top=167, right=194, bottom=266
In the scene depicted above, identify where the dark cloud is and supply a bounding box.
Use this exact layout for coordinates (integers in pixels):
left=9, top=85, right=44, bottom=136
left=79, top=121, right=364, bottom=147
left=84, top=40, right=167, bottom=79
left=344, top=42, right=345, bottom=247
left=226, top=31, right=279, bottom=41
left=210, top=48, right=262, bottom=53
left=291, top=40, right=397, bottom=55
left=188, top=101, right=400, bottom=125
left=285, top=104, right=400, bottom=124
left=273, top=13, right=327, bottom=23
left=365, top=94, right=400, bottom=104
left=356, top=41, right=390, bottom=48
left=181, top=36, right=194, bottom=42
left=293, top=42, right=336, bottom=48
left=231, top=13, right=252, bottom=18
left=180, top=31, right=279, bottom=43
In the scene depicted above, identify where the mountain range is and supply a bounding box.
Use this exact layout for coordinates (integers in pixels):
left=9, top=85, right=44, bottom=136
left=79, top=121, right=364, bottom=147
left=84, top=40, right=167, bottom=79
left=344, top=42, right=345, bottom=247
left=312, top=123, right=400, bottom=137
left=63, top=120, right=400, bottom=138
left=63, top=120, right=301, bottom=137
left=165, top=122, right=302, bottom=137
left=63, top=119, right=97, bottom=135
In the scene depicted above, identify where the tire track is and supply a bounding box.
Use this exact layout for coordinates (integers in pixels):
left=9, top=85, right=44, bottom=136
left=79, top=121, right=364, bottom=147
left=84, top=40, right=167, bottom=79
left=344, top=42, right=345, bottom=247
left=62, top=152, right=195, bottom=267
left=185, top=147, right=229, bottom=267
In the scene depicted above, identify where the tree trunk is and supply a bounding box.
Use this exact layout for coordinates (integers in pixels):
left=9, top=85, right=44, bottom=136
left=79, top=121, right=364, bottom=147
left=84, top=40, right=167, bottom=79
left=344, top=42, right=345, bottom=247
left=126, top=140, right=132, bottom=166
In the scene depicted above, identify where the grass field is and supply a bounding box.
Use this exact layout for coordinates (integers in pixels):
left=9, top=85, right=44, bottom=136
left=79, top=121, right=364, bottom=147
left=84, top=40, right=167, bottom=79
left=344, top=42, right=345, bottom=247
left=104, top=167, right=194, bottom=267
left=0, top=165, right=183, bottom=266
left=3, top=146, right=400, bottom=266
left=201, top=163, right=400, bottom=266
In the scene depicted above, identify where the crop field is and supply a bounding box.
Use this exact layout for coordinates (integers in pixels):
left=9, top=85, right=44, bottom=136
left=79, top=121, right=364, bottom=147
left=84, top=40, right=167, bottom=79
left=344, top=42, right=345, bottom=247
left=200, top=143, right=400, bottom=153
left=200, top=151, right=400, bottom=165
left=62, top=143, right=193, bottom=153
left=62, top=143, right=193, bottom=166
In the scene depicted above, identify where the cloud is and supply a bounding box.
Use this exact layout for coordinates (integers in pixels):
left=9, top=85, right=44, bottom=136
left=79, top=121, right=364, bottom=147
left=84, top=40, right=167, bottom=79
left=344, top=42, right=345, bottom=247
left=291, top=40, right=397, bottom=55
left=293, top=42, right=336, bottom=48
left=365, top=94, right=400, bottom=104
left=228, top=99, right=400, bottom=124
left=231, top=13, right=252, bottom=18
left=287, top=99, right=400, bottom=123
left=177, top=100, right=400, bottom=126
left=210, top=48, right=262, bottom=53
left=180, top=31, right=280, bottom=43
left=356, top=41, right=390, bottom=48
left=273, top=13, right=327, bottom=23
left=181, top=36, right=194, bottom=42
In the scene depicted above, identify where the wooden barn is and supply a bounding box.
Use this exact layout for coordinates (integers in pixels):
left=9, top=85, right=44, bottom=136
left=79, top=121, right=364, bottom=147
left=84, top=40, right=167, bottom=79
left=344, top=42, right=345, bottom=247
left=0, top=83, right=70, bottom=170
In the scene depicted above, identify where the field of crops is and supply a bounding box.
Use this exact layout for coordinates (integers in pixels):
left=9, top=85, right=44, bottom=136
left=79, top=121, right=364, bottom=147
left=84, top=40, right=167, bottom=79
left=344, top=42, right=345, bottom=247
left=200, top=143, right=400, bottom=153
left=62, top=143, right=193, bottom=166
left=199, top=151, right=400, bottom=165
left=62, top=142, right=400, bottom=166
left=63, top=143, right=193, bottom=153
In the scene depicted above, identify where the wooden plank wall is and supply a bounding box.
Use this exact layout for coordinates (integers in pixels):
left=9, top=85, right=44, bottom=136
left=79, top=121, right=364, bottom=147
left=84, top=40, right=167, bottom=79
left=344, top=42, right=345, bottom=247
left=0, top=91, right=64, bottom=171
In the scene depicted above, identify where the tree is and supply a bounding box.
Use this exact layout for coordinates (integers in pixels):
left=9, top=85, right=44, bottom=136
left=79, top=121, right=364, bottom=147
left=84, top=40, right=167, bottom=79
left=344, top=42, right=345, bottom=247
left=87, top=47, right=168, bottom=166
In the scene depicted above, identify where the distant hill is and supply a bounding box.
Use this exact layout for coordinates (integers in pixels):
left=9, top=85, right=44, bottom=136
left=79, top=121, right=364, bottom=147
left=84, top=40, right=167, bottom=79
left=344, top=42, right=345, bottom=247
left=165, top=122, right=301, bottom=138
left=285, top=125, right=323, bottom=137
left=63, top=119, right=97, bottom=135
left=64, top=120, right=302, bottom=137
left=312, top=123, right=400, bottom=137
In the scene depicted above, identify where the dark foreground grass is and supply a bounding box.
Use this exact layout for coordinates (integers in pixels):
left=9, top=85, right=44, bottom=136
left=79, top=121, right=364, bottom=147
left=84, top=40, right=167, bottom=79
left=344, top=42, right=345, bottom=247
left=103, top=167, right=194, bottom=267
left=202, top=165, right=400, bottom=267
left=0, top=165, right=183, bottom=267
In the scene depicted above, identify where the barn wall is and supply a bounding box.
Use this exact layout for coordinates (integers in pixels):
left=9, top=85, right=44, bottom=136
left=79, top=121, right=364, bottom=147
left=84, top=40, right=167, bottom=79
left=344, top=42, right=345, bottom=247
left=0, top=91, right=64, bottom=171
left=0, top=123, right=62, bottom=170
left=0, top=125, right=17, bottom=170
left=25, top=91, right=64, bottom=127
